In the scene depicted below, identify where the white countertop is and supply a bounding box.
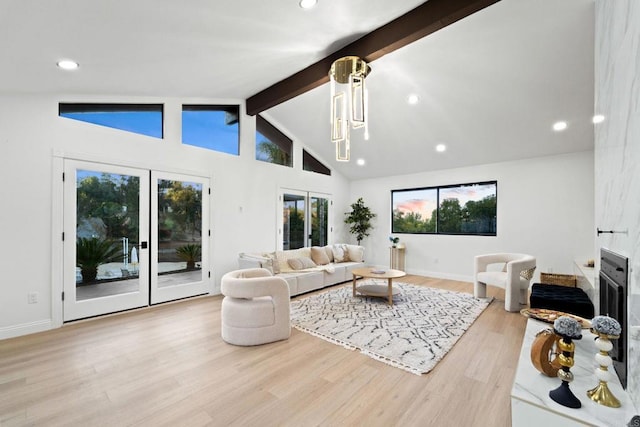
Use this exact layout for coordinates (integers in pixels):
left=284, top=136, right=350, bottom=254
left=511, top=319, right=637, bottom=426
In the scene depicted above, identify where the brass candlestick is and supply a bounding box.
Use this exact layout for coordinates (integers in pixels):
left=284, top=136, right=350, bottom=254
left=587, top=316, right=622, bottom=408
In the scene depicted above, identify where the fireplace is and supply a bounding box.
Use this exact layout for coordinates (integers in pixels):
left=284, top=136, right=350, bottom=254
left=599, top=248, right=628, bottom=389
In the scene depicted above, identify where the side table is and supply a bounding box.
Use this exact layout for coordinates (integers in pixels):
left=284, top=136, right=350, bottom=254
left=390, top=246, right=405, bottom=271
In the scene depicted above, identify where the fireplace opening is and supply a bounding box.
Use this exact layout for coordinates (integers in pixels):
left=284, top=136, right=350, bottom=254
left=599, top=248, right=628, bottom=389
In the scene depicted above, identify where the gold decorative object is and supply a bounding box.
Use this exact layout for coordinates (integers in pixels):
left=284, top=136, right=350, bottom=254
left=587, top=316, right=622, bottom=408
left=530, top=328, right=561, bottom=377
left=549, top=316, right=582, bottom=408
left=329, top=56, right=370, bottom=161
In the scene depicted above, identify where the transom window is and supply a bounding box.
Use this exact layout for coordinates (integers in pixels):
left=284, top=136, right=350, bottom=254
left=303, top=150, right=331, bottom=176
left=59, top=103, right=164, bottom=139
left=182, top=105, right=240, bottom=156
left=256, top=115, right=292, bottom=167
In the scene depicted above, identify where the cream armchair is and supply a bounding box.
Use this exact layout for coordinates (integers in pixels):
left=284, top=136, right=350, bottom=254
left=221, top=268, right=291, bottom=346
left=474, top=253, right=536, bottom=312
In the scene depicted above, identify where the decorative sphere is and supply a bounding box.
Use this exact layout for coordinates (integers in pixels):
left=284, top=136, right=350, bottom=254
left=595, top=337, right=614, bottom=352
left=595, top=368, right=611, bottom=382
left=595, top=353, right=612, bottom=366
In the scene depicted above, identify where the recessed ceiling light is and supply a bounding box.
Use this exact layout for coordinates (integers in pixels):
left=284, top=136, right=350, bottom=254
left=356, top=158, right=365, bottom=166
left=407, top=94, right=419, bottom=105
left=57, top=60, right=79, bottom=70
left=552, top=121, right=567, bottom=132
left=435, top=144, right=447, bottom=152
left=592, top=114, right=605, bottom=124
left=299, top=0, right=317, bottom=9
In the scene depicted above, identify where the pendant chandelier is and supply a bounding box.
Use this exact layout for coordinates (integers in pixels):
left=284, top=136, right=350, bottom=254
left=329, top=56, right=370, bottom=161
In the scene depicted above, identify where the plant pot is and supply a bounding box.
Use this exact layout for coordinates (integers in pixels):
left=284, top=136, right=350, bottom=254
left=81, top=267, right=98, bottom=283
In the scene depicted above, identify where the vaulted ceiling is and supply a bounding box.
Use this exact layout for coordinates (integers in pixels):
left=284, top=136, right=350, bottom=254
left=0, top=0, right=595, bottom=180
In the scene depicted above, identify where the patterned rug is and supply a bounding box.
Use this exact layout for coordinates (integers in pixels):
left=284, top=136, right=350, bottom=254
left=290, top=281, right=492, bottom=375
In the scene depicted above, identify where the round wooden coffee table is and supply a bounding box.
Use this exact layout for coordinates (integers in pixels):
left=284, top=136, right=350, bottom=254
left=351, top=267, right=406, bottom=305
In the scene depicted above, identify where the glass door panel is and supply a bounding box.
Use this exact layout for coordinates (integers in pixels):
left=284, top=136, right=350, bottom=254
left=310, top=195, right=329, bottom=246
left=283, top=193, right=306, bottom=250
left=280, top=190, right=331, bottom=249
left=64, top=160, right=149, bottom=321
left=151, top=172, right=209, bottom=304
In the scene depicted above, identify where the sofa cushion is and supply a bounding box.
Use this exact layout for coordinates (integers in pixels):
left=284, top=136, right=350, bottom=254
left=296, top=271, right=324, bottom=294
left=346, top=245, right=365, bottom=262
left=276, top=248, right=311, bottom=272
left=287, top=257, right=317, bottom=270
left=311, top=246, right=330, bottom=265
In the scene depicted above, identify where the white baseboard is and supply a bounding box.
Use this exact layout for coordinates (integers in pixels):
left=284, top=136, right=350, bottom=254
left=405, top=268, right=473, bottom=284
left=0, top=319, right=53, bottom=340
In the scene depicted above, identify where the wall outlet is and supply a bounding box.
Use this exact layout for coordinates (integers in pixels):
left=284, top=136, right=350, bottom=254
left=27, top=292, right=38, bottom=304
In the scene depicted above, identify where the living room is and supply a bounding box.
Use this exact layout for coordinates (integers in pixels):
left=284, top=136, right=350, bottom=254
left=0, top=0, right=638, bottom=425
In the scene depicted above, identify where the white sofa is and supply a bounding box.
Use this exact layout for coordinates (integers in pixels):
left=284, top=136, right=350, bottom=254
left=238, top=244, right=365, bottom=296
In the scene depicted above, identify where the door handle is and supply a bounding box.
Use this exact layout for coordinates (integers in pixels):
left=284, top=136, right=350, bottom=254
left=140, top=241, right=148, bottom=249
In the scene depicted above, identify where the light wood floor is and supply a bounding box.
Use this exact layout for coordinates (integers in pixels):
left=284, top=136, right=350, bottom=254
left=0, top=276, right=527, bottom=427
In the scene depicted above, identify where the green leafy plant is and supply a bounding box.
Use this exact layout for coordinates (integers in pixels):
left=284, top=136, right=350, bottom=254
left=344, top=197, right=376, bottom=245
left=176, top=244, right=201, bottom=269
left=76, top=237, right=122, bottom=283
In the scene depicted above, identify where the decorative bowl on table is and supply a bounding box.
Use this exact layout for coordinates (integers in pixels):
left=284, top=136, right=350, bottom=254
left=520, top=308, right=591, bottom=329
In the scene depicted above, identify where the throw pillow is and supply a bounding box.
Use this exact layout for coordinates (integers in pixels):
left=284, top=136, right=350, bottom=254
left=310, top=246, right=330, bottom=265
left=287, top=257, right=317, bottom=270
left=346, top=245, right=365, bottom=262
left=275, top=250, right=293, bottom=272
left=324, top=245, right=334, bottom=262
left=331, top=244, right=350, bottom=263
left=263, top=252, right=280, bottom=274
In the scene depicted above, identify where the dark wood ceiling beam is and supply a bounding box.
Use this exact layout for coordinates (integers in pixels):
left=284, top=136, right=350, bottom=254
left=246, top=0, right=501, bottom=116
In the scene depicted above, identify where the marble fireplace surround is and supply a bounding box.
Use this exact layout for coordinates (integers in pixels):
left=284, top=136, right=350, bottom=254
left=594, top=0, right=640, bottom=412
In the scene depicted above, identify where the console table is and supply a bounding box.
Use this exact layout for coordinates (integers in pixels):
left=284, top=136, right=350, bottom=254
left=511, top=319, right=637, bottom=426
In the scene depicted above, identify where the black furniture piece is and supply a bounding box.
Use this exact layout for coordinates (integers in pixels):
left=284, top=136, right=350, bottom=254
left=530, top=283, right=595, bottom=319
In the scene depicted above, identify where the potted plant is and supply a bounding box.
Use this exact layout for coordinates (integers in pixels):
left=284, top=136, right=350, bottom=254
left=389, top=236, right=400, bottom=247
left=76, top=237, right=122, bottom=283
left=344, top=197, right=376, bottom=245
left=176, top=243, right=201, bottom=270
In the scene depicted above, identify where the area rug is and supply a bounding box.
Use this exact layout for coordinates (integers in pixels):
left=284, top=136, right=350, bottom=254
left=290, top=282, right=492, bottom=375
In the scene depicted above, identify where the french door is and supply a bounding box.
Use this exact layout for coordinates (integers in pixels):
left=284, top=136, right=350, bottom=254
left=150, top=171, right=209, bottom=304
left=63, top=160, right=209, bottom=321
left=280, top=190, right=330, bottom=250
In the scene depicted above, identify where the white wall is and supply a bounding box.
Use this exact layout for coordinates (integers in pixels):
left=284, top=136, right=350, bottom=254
left=0, top=94, right=351, bottom=339
left=350, top=151, right=594, bottom=282
left=595, top=0, right=640, bottom=409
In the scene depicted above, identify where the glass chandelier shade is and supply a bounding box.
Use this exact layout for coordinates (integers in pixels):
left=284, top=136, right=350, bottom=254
left=329, top=56, right=370, bottom=161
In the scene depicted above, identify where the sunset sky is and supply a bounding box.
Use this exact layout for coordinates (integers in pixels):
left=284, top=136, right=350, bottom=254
left=392, top=183, right=496, bottom=220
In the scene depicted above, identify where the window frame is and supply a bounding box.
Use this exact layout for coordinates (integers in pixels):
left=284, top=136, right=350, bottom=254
left=391, top=180, right=497, bottom=236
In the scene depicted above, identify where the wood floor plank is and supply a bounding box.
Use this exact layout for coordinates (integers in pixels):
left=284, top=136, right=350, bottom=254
left=0, top=275, right=526, bottom=426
